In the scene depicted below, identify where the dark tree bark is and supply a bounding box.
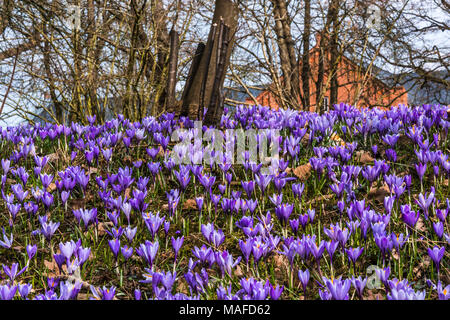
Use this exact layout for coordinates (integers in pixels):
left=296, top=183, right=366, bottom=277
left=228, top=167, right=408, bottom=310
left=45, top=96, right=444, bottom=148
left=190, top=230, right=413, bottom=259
left=329, top=0, right=340, bottom=108
left=301, top=0, right=311, bottom=110
left=86, top=0, right=100, bottom=122
left=180, top=42, right=205, bottom=114
left=204, top=21, right=230, bottom=126
left=198, top=22, right=218, bottom=120
left=42, top=6, right=64, bottom=124
left=271, top=0, right=301, bottom=109
left=316, top=0, right=339, bottom=114
left=165, top=29, right=179, bottom=113
left=180, top=0, right=238, bottom=120
left=153, top=0, right=171, bottom=113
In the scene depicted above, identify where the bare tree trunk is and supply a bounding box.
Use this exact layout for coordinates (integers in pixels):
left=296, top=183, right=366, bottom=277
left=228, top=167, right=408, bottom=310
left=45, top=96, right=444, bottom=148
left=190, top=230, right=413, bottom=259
left=271, top=0, right=301, bottom=109
left=198, top=23, right=218, bottom=120
left=301, top=0, right=311, bottom=110
left=165, top=29, right=179, bottom=113
left=204, top=21, right=229, bottom=126
left=180, top=42, right=205, bottom=116
left=316, top=0, right=338, bottom=114
left=329, top=0, right=340, bottom=108
left=181, top=0, right=238, bottom=120
left=152, top=0, right=170, bottom=115
left=42, top=9, right=63, bottom=124
left=86, top=0, right=99, bottom=121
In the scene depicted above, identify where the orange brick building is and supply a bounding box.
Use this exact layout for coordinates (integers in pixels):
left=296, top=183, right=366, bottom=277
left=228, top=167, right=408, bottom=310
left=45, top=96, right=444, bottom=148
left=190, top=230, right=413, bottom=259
left=245, top=35, right=408, bottom=111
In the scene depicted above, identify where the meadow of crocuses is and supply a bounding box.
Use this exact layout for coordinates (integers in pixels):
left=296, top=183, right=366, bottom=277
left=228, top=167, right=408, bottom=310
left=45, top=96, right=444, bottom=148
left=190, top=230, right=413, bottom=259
left=0, top=103, right=448, bottom=300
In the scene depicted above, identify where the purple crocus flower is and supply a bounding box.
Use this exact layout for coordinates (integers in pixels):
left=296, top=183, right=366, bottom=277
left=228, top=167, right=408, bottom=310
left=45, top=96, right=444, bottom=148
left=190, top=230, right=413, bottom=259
left=174, top=169, right=191, bottom=191
left=0, top=284, right=17, bottom=300
left=80, top=208, right=97, bottom=230
left=217, top=184, right=227, bottom=195
left=239, top=238, right=253, bottom=266
left=210, top=229, right=225, bottom=249
left=1, top=159, right=10, bottom=174
left=7, top=203, right=20, bottom=224
left=404, top=174, right=412, bottom=193
left=371, top=144, right=378, bottom=156
left=192, top=245, right=213, bottom=265
left=0, top=229, right=13, bottom=249
left=11, top=184, right=28, bottom=203
left=433, top=221, right=444, bottom=239
left=18, top=283, right=32, bottom=299
left=280, top=242, right=298, bottom=268
left=322, top=276, right=351, bottom=300
left=195, top=197, right=204, bottom=212
left=387, top=287, right=425, bottom=300
left=415, top=163, right=427, bottom=183
left=427, top=246, right=445, bottom=276
left=121, top=245, right=134, bottom=261
left=61, top=190, right=70, bottom=205
left=142, top=211, right=165, bottom=240
left=375, top=266, right=390, bottom=288
left=307, top=209, right=316, bottom=224
left=401, top=205, right=419, bottom=229
left=102, top=148, right=113, bottom=162
left=436, top=208, right=448, bottom=222
left=161, top=271, right=177, bottom=291
left=77, top=246, right=91, bottom=268
left=123, top=226, right=137, bottom=243
left=385, top=148, right=397, bottom=162
left=40, top=173, right=54, bottom=189
left=387, top=278, right=410, bottom=291
left=415, top=188, right=435, bottom=220
left=136, top=240, right=159, bottom=267
left=41, top=192, right=54, bottom=210
left=166, top=189, right=180, bottom=216
left=252, top=238, right=267, bottom=265
left=299, top=214, right=309, bottom=230
left=292, top=183, right=305, bottom=200
left=90, top=285, right=116, bottom=300
left=309, top=240, right=326, bottom=266
left=2, top=263, right=27, bottom=282
left=390, top=233, right=408, bottom=250
left=26, top=244, right=37, bottom=262
left=241, top=180, right=255, bottom=198
left=345, top=247, right=364, bottom=271
left=269, top=284, right=284, bottom=300
left=164, top=221, right=170, bottom=237
left=214, top=250, right=241, bottom=277
left=318, top=288, right=331, bottom=300
left=171, top=236, right=184, bottom=263
left=325, top=240, right=339, bottom=267
left=351, top=276, right=367, bottom=299
left=134, top=289, right=142, bottom=300
left=121, top=202, right=132, bottom=224
left=52, top=254, right=66, bottom=274
left=108, top=239, right=121, bottom=260
left=255, top=173, right=272, bottom=196
left=59, top=241, right=77, bottom=261
left=289, top=218, right=300, bottom=235
left=437, top=281, right=450, bottom=300
left=298, top=269, right=310, bottom=295
left=39, top=216, right=60, bottom=241
left=274, top=203, right=293, bottom=225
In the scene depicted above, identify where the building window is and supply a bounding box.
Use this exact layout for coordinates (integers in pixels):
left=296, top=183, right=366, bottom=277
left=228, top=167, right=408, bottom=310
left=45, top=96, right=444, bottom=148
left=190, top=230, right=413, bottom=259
left=324, top=96, right=329, bottom=111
